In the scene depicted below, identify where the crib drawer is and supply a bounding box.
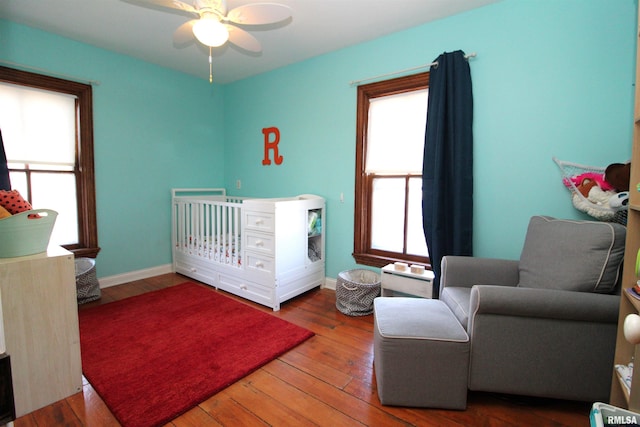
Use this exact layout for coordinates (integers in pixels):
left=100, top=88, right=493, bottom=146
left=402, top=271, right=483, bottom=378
left=244, top=211, right=275, bottom=233
left=217, top=272, right=274, bottom=307
left=244, top=251, right=275, bottom=279
left=245, top=232, right=275, bottom=255
left=174, top=255, right=218, bottom=287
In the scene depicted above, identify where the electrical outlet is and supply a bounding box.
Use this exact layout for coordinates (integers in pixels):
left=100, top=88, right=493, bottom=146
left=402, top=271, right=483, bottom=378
left=236, top=180, right=241, bottom=189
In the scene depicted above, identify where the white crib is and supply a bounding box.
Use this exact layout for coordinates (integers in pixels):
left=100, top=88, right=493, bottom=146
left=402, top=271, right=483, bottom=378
left=171, top=188, right=325, bottom=311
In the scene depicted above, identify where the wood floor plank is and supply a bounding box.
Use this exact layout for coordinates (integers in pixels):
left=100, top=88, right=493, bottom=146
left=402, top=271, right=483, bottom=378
left=221, top=375, right=318, bottom=427
left=66, top=384, right=120, bottom=426
left=279, top=348, right=353, bottom=389
left=28, top=400, right=82, bottom=427
left=248, top=368, right=366, bottom=426
left=327, top=323, right=375, bottom=354
left=198, top=389, right=269, bottom=426
left=165, top=405, right=223, bottom=427
left=292, top=334, right=374, bottom=383
left=263, top=358, right=423, bottom=427
left=12, top=413, right=38, bottom=427
left=273, top=303, right=344, bottom=333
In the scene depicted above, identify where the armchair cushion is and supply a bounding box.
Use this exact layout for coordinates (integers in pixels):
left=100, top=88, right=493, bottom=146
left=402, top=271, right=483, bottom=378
left=440, top=287, right=472, bottom=330
left=440, top=256, right=520, bottom=330
left=518, top=216, right=625, bottom=293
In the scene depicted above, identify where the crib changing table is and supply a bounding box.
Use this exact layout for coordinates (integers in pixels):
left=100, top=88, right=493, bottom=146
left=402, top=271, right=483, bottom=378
left=172, top=189, right=325, bottom=311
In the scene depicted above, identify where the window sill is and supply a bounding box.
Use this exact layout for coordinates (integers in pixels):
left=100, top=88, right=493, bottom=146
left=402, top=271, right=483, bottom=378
left=68, top=246, right=101, bottom=259
left=353, top=252, right=430, bottom=270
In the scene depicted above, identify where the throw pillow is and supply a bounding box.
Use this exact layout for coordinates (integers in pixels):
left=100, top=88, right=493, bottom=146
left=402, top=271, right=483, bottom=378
left=518, top=215, right=626, bottom=293
left=0, top=190, right=33, bottom=214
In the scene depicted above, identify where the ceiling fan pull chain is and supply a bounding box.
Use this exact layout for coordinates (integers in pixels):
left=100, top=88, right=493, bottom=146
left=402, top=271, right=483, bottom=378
left=209, top=46, right=213, bottom=84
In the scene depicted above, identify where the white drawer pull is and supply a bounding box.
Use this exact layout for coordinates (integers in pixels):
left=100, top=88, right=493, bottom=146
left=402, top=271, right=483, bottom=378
left=190, top=268, right=197, bottom=273
left=255, top=219, right=264, bottom=225
left=256, top=240, right=264, bottom=247
left=255, top=261, right=264, bottom=268
left=240, top=285, right=248, bottom=290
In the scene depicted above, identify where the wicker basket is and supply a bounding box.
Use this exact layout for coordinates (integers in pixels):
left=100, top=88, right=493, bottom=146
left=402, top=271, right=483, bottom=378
left=335, top=269, right=381, bottom=316
left=0, top=209, right=57, bottom=258
left=75, top=257, right=101, bottom=304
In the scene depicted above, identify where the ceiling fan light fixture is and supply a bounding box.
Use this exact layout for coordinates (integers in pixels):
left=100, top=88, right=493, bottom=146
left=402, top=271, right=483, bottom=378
left=192, top=17, right=229, bottom=47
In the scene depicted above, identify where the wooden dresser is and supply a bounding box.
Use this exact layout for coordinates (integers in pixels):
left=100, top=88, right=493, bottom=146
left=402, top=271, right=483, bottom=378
left=0, top=246, right=82, bottom=417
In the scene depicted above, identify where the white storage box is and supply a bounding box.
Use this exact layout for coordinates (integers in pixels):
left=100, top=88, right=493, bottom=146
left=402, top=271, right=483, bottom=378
left=381, top=263, right=434, bottom=298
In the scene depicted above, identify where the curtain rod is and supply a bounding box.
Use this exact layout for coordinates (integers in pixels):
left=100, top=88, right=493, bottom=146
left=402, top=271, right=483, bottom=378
left=0, top=60, right=101, bottom=86
left=349, top=52, right=476, bottom=87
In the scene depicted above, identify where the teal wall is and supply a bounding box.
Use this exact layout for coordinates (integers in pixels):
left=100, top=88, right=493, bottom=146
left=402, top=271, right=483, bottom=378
left=1, top=0, right=637, bottom=280
left=224, top=0, right=638, bottom=277
left=0, top=20, right=226, bottom=277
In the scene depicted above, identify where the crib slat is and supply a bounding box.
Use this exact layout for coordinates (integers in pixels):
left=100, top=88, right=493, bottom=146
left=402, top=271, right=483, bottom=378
left=190, top=202, right=196, bottom=254
left=205, top=202, right=211, bottom=259
left=215, top=204, right=221, bottom=262
left=234, top=203, right=240, bottom=266
left=223, top=204, right=228, bottom=263
left=179, top=202, right=185, bottom=253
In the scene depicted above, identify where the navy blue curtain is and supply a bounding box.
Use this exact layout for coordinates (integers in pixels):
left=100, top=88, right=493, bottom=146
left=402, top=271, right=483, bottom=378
left=0, top=130, right=10, bottom=191
left=422, top=50, right=473, bottom=298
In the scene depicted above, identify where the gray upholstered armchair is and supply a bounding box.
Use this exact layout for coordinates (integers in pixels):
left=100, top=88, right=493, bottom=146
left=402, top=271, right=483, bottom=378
left=440, top=215, right=625, bottom=402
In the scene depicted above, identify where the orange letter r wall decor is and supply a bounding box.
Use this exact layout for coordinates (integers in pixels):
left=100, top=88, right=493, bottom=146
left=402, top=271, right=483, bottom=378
left=262, top=127, right=283, bottom=166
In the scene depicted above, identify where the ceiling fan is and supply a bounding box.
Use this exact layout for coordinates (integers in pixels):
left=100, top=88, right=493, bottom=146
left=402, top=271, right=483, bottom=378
left=126, top=0, right=292, bottom=81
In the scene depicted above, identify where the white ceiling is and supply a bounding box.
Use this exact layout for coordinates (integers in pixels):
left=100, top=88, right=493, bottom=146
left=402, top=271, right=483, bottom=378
left=0, top=0, right=499, bottom=84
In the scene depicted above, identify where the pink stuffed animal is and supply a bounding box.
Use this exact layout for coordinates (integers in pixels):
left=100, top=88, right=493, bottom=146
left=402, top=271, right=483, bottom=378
left=565, top=172, right=614, bottom=193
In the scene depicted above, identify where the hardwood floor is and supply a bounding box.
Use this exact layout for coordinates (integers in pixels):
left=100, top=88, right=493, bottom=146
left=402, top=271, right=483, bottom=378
left=14, top=273, right=592, bottom=426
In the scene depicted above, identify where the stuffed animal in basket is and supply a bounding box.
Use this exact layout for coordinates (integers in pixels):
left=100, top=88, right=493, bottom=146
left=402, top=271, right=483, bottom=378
left=567, top=172, right=613, bottom=195
left=605, top=162, right=631, bottom=192
left=568, top=162, right=630, bottom=221
left=572, top=186, right=616, bottom=221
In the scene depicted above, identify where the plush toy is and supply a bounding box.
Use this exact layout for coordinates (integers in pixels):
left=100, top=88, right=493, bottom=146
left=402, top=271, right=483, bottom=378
left=562, top=160, right=630, bottom=222
left=610, top=191, right=629, bottom=208
left=574, top=178, right=598, bottom=198
left=572, top=186, right=617, bottom=221
left=605, top=162, right=631, bottom=192
left=566, top=172, right=614, bottom=193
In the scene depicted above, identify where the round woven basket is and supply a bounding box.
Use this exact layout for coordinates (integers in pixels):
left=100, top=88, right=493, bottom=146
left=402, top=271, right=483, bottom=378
left=335, top=269, right=381, bottom=316
left=75, top=257, right=101, bottom=304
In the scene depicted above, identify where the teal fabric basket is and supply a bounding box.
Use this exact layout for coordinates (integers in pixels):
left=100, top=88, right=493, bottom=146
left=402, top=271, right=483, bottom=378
left=0, top=209, right=58, bottom=258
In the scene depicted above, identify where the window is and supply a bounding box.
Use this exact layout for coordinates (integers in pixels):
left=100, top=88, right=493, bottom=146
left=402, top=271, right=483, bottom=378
left=353, top=72, right=429, bottom=268
left=0, top=66, right=100, bottom=258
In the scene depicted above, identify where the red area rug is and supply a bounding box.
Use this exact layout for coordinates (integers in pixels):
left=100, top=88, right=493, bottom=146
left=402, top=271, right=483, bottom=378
left=79, top=282, right=314, bottom=427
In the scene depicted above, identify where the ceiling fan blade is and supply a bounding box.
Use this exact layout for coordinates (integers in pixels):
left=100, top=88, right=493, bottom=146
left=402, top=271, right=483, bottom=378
left=226, top=25, right=262, bottom=53
left=173, top=19, right=197, bottom=45
left=122, top=0, right=198, bottom=17
left=226, top=3, right=292, bottom=25
left=201, top=0, right=226, bottom=14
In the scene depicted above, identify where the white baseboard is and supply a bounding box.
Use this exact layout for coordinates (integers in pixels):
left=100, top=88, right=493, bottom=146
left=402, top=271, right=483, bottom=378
left=98, top=264, right=174, bottom=288
left=323, top=277, right=337, bottom=291
left=99, top=264, right=337, bottom=292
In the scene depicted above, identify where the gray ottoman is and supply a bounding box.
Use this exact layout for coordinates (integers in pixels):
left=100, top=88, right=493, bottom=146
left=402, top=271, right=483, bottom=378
left=373, top=297, right=469, bottom=409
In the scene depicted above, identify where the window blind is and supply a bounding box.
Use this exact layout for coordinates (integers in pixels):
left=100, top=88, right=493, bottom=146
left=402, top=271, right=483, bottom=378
left=365, top=89, right=428, bottom=174
left=0, top=83, right=76, bottom=168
